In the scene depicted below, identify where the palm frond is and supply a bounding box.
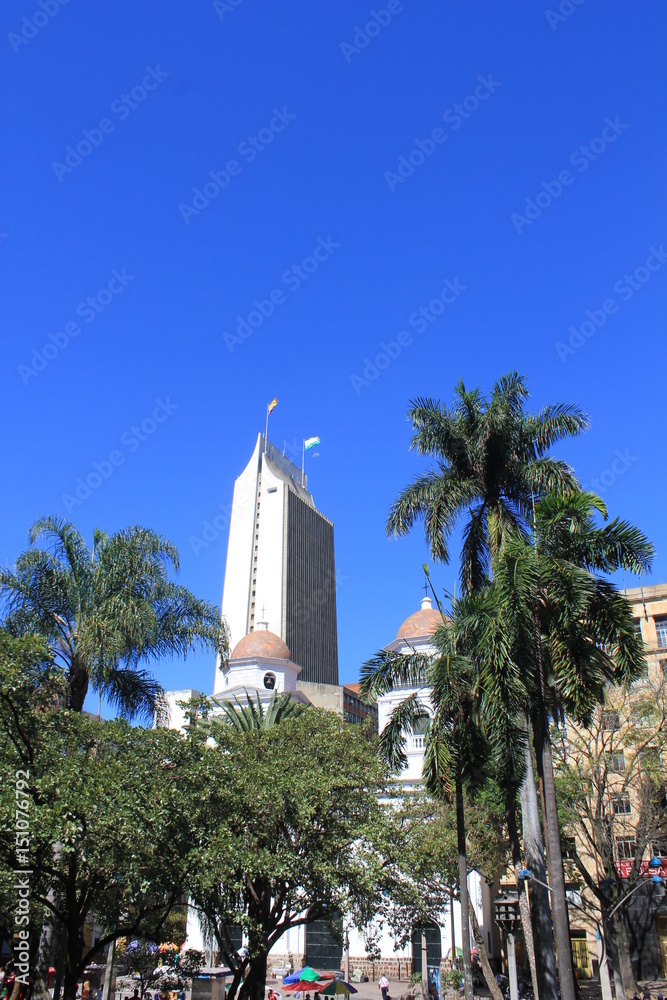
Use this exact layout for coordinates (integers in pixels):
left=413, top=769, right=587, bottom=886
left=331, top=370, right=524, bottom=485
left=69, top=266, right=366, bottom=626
left=359, top=650, right=432, bottom=700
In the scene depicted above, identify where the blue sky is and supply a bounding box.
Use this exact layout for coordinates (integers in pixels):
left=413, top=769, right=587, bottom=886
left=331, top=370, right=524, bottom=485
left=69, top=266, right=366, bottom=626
left=2, top=0, right=665, bottom=713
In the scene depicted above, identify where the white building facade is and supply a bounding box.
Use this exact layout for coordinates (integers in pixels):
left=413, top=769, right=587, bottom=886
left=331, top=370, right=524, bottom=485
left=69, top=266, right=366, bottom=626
left=216, top=434, right=338, bottom=691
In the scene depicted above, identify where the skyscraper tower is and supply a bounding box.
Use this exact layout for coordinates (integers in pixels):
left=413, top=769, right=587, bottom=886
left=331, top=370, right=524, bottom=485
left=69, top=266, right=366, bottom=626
left=213, top=433, right=339, bottom=692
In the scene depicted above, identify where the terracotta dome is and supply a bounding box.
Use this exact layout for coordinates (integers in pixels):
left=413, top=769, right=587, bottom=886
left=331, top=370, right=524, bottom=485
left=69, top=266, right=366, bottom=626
left=395, top=597, right=441, bottom=640
left=230, top=629, right=291, bottom=661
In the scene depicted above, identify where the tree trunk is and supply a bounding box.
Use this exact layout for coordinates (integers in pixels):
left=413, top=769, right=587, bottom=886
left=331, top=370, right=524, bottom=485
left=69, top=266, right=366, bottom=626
left=421, top=931, right=428, bottom=1000
left=240, top=948, right=268, bottom=1000
left=605, top=910, right=638, bottom=1000
left=537, top=731, right=577, bottom=1000
left=520, top=742, right=557, bottom=1000
left=69, top=664, right=89, bottom=713
left=450, top=885, right=457, bottom=968
left=33, top=885, right=61, bottom=1000
left=506, top=791, right=539, bottom=1000
left=62, top=928, right=84, bottom=1000
left=455, top=773, right=473, bottom=1000
left=467, top=887, right=503, bottom=1000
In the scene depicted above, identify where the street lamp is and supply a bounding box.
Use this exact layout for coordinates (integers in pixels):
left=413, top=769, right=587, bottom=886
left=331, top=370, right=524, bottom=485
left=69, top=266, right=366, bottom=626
left=494, top=893, right=521, bottom=1000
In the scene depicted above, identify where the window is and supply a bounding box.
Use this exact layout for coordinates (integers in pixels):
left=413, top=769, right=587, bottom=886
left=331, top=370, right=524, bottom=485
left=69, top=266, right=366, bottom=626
left=652, top=841, right=667, bottom=860
left=660, top=659, right=667, bottom=677
left=656, top=616, right=667, bottom=649
left=634, top=619, right=643, bottom=640
left=610, top=752, right=626, bottom=772
left=615, top=837, right=636, bottom=861
left=613, top=797, right=632, bottom=815
left=632, top=707, right=651, bottom=728
left=602, top=712, right=620, bottom=731
left=562, top=836, right=577, bottom=859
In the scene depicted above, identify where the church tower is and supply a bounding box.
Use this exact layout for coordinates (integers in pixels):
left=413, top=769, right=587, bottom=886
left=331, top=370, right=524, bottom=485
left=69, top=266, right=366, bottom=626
left=213, top=434, right=339, bottom=693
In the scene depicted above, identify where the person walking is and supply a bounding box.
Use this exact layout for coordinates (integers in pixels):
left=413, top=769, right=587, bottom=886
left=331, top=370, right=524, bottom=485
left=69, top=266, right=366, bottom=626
left=378, top=975, right=389, bottom=1000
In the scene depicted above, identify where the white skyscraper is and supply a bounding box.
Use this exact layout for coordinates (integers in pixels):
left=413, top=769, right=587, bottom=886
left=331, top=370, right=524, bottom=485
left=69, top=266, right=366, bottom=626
left=213, top=434, right=338, bottom=694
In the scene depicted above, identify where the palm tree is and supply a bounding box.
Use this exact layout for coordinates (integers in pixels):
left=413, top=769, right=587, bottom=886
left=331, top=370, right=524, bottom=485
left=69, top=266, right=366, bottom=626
left=0, top=517, right=228, bottom=717
left=213, top=690, right=305, bottom=731
left=387, top=373, right=588, bottom=594
left=360, top=641, right=489, bottom=1000
left=453, top=493, right=653, bottom=1000
left=383, top=374, right=587, bottom=1000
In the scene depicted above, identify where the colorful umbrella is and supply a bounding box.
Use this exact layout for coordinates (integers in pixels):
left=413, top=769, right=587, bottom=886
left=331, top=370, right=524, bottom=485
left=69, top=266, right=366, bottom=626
left=283, top=981, right=330, bottom=994
left=317, top=982, right=358, bottom=995
left=445, top=946, right=462, bottom=959
left=283, top=968, right=321, bottom=985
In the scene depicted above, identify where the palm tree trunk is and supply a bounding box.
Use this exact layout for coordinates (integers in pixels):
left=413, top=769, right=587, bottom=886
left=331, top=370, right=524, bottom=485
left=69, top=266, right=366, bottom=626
left=449, top=886, right=456, bottom=969
left=455, top=773, right=473, bottom=1000
left=466, top=887, right=503, bottom=1000
left=506, top=791, right=539, bottom=1000
left=69, top=663, right=89, bottom=713
left=520, top=741, right=557, bottom=1000
left=535, top=728, right=577, bottom=1000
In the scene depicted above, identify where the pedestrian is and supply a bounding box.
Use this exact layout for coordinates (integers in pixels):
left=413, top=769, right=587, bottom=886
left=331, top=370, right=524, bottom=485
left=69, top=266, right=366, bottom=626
left=379, top=975, right=389, bottom=1000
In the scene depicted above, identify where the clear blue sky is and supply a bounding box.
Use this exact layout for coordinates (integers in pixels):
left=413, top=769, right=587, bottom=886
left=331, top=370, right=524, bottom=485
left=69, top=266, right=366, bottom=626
left=2, top=0, right=665, bottom=713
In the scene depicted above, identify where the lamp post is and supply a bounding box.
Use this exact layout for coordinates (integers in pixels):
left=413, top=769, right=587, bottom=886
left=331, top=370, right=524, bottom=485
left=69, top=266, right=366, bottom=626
left=519, top=862, right=665, bottom=1000
left=494, top=893, right=521, bottom=1000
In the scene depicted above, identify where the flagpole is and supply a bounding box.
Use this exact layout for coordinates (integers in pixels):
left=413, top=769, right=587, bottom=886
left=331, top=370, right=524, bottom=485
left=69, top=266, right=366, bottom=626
left=301, top=439, right=305, bottom=486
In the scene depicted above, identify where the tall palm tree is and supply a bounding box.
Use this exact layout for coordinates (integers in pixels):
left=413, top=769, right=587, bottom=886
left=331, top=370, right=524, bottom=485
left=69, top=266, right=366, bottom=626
left=0, top=517, right=228, bottom=718
left=383, top=374, right=587, bottom=1000
left=387, top=373, right=588, bottom=594
left=360, top=642, right=489, bottom=1000
left=453, top=493, right=652, bottom=1000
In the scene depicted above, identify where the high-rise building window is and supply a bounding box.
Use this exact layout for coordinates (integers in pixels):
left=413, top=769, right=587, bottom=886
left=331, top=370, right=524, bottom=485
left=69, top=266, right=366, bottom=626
left=655, top=616, right=667, bottom=648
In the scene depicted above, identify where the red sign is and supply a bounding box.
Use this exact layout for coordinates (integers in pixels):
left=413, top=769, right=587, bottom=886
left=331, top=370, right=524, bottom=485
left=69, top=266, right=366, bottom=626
left=613, top=859, right=667, bottom=879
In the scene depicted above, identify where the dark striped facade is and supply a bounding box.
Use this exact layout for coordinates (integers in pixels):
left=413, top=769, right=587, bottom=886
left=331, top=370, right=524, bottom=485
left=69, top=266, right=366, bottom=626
left=282, top=488, right=339, bottom=685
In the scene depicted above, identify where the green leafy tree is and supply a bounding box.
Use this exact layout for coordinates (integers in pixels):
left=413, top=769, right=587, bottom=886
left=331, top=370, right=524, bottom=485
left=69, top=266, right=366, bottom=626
left=0, top=658, right=208, bottom=1000
left=0, top=517, right=228, bottom=716
left=185, top=709, right=390, bottom=1000
left=554, top=672, right=667, bottom=993
left=383, top=788, right=506, bottom=1000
